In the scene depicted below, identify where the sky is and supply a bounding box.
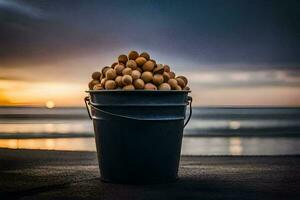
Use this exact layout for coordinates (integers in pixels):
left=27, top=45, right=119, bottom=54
left=0, top=0, right=299, bottom=106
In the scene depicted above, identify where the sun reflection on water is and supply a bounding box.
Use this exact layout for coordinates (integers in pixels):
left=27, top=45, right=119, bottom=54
left=0, top=138, right=96, bottom=151
left=229, top=137, right=243, bottom=155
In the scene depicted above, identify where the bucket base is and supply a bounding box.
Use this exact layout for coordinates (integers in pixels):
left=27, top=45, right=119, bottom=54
left=100, top=177, right=179, bottom=185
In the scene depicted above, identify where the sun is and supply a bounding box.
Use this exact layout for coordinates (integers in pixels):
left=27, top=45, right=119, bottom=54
left=45, top=100, right=55, bottom=109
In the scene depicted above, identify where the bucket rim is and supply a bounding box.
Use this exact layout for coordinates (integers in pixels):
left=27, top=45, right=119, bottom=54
left=86, top=90, right=191, bottom=93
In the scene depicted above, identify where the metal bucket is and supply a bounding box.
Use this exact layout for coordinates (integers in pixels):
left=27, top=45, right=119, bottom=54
left=84, top=91, right=192, bottom=184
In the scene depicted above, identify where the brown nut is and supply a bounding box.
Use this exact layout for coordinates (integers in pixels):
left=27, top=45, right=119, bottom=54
left=176, top=77, right=186, bottom=88
left=91, top=71, right=101, bottom=80
left=88, top=80, right=100, bottom=89
left=128, top=50, right=139, bottom=60
left=163, top=72, right=170, bottom=82
left=131, top=70, right=141, bottom=80
left=100, top=72, right=104, bottom=80
left=135, top=56, right=147, bottom=67
left=153, top=74, right=164, bottom=86
left=159, top=83, right=171, bottom=90
left=164, top=65, right=170, bottom=72
left=140, top=52, right=150, bottom=60
left=168, top=78, right=178, bottom=89
left=149, top=59, right=156, bottom=65
left=183, top=86, right=190, bottom=91
left=122, top=75, right=133, bottom=85
left=100, top=78, right=107, bottom=87
left=115, top=76, right=123, bottom=87
left=101, top=66, right=110, bottom=76
left=105, top=80, right=117, bottom=89
left=169, top=71, right=176, bottom=79
left=105, top=69, right=117, bottom=80
left=111, top=62, right=118, bottom=68
left=136, top=67, right=143, bottom=73
left=144, top=83, right=157, bottom=90
left=118, top=54, right=128, bottom=64
left=153, top=64, right=164, bottom=74
left=142, top=60, right=155, bottom=71
left=126, top=60, right=138, bottom=70
left=114, top=64, right=125, bottom=75
left=175, top=85, right=182, bottom=90
left=123, top=84, right=135, bottom=90
left=177, top=76, right=188, bottom=85
left=93, top=84, right=103, bottom=90
left=141, top=71, right=153, bottom=83
left=122, top=67, right=132, bottom=75
left=133, top=79, right=145, bottom=89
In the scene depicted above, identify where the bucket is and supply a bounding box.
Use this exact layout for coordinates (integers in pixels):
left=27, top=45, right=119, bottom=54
left=84, top=90, right=192, bottom=184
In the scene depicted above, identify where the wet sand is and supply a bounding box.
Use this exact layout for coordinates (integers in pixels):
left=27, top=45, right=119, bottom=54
left=1, top=148, right=300, bottom=199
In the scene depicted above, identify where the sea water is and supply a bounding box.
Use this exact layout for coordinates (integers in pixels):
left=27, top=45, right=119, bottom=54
left=0, top=107, right=300, bottom=155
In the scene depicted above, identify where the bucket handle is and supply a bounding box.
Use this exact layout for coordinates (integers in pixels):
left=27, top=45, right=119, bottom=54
left=84, top=96, right=192, bottom=128
left=184, top=96, right=193, bottom=128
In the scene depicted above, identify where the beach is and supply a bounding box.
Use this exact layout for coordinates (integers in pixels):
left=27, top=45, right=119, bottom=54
left=1, top=107, right=300, bottom=155
left=1, top=107, right=300, bottom=199
left=1, top=148, right=300, bottom=199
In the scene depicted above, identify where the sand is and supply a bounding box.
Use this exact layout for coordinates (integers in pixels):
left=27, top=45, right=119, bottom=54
left=0, top=148, right=300, bottom=200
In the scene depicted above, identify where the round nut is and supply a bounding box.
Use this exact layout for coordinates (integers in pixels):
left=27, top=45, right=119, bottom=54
left=144, top=83, right=157, bottom=90
left=122, top=75, right=133, bottom=85
left=111, top=62, right=118, bottom=68
left=101, top=66, right=110, bottom=76
left=93, top=84, right=103, bottom=90
left=89, top=80, right=100, bottom=89
left=131, top=70, right=141, bottom=80
left=122, top=67, right=132, bottom=75
left=135, top=56, right=147, bottom=67
left=126, top=60, right=137, bottom=70
left=105, top=80, right=117, bottom=89
left=91, top=71, right=101, bottom=80
left=100, top=73, right=104, bottom=80
left=168, top=78, right=178, bottom=89
left=123, top=84, right=135, bottom=91
left=153, top=74, right=164, bottom=86
left=141, top=71, right=153, bottom=83
left=133, top=79, right=145, bottom=89
left=142, top=60, right=155, bottom=71
left=118, top=54, right=128, bottom=64
left=128, top=50, right=139, bottom=60
left=175, top=85, right=182, bottom=90
left=149, top=59, right=156, bottom=65
left=177, top=76, right=188, bottom=85
left=153, top=64, right=164, bottom=74
left=159, top=83, right=171, bottom=90
left=163, top=72, right=170, bottom=82
left=184, top=86, right=190, bottom=91
left=115, top=76, right=123, bottom=87
left=100, top=78, right=107, bottom=87
left=114, top=64, right=125, bottom=75
left=164, top=65, right=170, bottom=72
left=105, top=69, right=117, bottom=80
left=176, top=77, right=186, bottom=88
left=169, top=71, right=176, bottom=79
left=140, top=52, right=150, bottom=60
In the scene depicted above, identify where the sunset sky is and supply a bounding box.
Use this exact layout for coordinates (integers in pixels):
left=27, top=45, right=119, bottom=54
left=0, top=0, right=299, bottom=106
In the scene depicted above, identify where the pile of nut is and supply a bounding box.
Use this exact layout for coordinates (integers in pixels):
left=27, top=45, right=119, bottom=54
left=88, top=51, right=190, bottom=91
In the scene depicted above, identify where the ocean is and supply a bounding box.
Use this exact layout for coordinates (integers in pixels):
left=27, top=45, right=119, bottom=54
left=0, top=107, right=300, bottom=155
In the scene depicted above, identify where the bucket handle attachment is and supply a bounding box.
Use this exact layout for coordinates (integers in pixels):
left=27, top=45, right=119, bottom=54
left=84, top=96, right=192, bottom=128
left=184, top=96, right=192, bottom=128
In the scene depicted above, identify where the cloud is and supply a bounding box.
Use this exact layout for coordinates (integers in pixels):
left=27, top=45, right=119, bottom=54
left=0, top=0, right=45, bottom=19
left=186, top=69, right=300, bottom=88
